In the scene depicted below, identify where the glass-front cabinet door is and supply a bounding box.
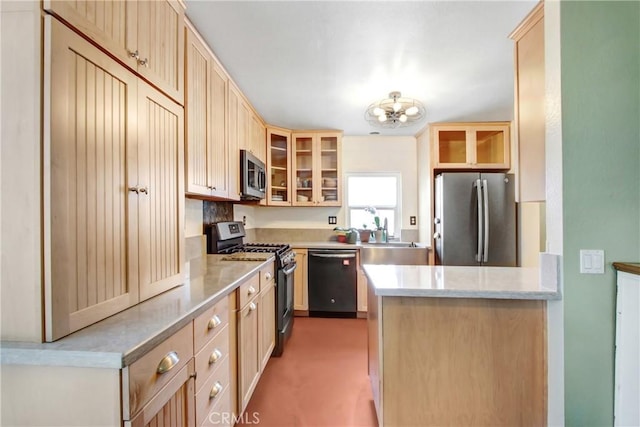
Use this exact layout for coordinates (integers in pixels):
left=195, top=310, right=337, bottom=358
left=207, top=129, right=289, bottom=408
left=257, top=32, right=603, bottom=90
left=266, top=127, right=291, bottom=205
left=292, top=133, right=315, bottom=206
left=318, top=133, right=341, bottom=206
left=292, top=132, right=342, bottom=206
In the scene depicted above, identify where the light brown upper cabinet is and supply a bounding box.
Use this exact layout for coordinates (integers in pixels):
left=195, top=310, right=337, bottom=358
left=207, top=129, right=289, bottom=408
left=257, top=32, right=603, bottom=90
left=44, top=16, right=184, bottom=341
left=431, top=122, right=511, bottom=170
left=266, top=127, right=292, bottom=206
left=292, top=131, right=342, bottom=206
left=185, top=23, right=230, bottom=200
left=511, top=3, right=545, bottom=202
left=44, top=0, right=185, bottom=105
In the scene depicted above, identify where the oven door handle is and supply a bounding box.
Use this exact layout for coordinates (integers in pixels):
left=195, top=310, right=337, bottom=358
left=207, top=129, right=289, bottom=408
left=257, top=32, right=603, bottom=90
left=281, top=263, right=297, bottom=275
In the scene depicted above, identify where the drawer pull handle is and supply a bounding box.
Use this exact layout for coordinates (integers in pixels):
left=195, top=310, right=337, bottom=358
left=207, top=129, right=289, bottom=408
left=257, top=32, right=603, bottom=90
left=249, top=302, right=257, bottom=312
left=208, top=315, right=222, bottom=330
left=265, top=272, right=272, bottom=281
left=210, top=382, right=223, bottom=399
left=248, top=286, right=256, bottom=295
left=209, top=349, right=222, bottom=365
left=156, top=351, right=179, bottom=374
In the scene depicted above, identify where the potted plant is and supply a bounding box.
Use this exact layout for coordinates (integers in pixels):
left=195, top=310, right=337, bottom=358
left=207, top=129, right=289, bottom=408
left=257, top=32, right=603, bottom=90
left=365, top=206, right=386, bottom=243
left=359, top=225, right=371, bottom=243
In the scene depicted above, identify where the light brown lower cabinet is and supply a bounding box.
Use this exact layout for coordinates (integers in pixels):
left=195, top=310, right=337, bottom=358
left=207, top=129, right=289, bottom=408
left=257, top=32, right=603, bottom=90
left=367, top=282, right=547, bottom=426
left=1, top=268, right=280, bottom=427
left=236, top=264, right=276, bottom=416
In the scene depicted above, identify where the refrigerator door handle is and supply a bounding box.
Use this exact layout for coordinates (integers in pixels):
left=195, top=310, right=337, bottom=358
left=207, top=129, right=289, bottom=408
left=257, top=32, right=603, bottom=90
left=475, top=179, right=483, bottom=263
left=482, top=179, right=489, bottom=263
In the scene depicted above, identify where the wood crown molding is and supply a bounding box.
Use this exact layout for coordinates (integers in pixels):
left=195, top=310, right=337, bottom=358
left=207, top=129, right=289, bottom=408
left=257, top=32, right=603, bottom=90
left=509, top=1, right=544, bottom=41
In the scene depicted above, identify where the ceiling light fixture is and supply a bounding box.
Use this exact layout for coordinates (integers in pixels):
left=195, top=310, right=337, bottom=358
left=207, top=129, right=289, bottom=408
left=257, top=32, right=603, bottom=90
left=364, top=91, right=426, bottom=129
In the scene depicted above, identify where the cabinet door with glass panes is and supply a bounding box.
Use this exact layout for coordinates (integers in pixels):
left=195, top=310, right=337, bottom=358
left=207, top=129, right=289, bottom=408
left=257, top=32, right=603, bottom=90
left=432, top=122, right=510, bottom=170
left=266, top=127, right=291, bottom=206
left=291, top=132, right=342, bottom=206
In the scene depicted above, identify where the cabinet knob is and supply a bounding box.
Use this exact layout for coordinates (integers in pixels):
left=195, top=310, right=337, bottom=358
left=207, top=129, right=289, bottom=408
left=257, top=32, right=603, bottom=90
left=207, top=315, right=222, bottom=330
left=138, top=57, right=149, bottom=68
left=209, top=349, right=223, bottom=365
left=249, top=302, right=257, bottom=311
left=156, top=351, right=179, bottom=374
left=128, top=49, right=139, bottom=59
left=434, top=218, right=441, bottom=224
left=433, top=232, right=441, bottom=239
left=210, top=382, right=223, bottom=399
left=128, top=186, right=139, bottom=194
left=265, top=273, right=272, bottom=281
left=330, top=298, right=335, bottom=304
left=247, top=286, right=256, bottom=295
left=138, top=187, right=149, bottom=195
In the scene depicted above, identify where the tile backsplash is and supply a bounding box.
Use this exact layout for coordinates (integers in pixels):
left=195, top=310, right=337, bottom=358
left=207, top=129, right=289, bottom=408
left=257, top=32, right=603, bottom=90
left=203, top=201, right=234, bottom=225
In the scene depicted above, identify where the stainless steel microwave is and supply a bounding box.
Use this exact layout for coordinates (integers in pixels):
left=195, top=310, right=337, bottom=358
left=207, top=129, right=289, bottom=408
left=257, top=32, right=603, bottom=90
left=240, top=149, right=266, bottom=200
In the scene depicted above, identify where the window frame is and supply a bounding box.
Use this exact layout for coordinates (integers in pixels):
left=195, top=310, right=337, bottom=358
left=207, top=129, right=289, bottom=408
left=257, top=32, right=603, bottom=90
left=345, top=172, right=402, bottom=239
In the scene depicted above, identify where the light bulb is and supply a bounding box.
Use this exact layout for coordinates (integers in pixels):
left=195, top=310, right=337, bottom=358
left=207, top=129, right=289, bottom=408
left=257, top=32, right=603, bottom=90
left=405, top=106, right=419, bottom=116
left=399, top=114, right=407, bottom=123
left=393, top=102, right=402, bottom=112
left=373, top=107, right=385, bottom=117
left=378, top=114, right=387, bottom=122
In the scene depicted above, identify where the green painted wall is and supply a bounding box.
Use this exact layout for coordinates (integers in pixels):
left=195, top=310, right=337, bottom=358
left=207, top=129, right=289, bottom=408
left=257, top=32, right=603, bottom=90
left=561, top=1, right=640, bottom=425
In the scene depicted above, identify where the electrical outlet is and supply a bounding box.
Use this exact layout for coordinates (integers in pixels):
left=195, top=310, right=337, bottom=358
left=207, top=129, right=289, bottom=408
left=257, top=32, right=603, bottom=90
left=410, top=216, right=417, bottom=225
left=242, top=216, right=247, bottom=226
left=328, top=216, right=337, bottom=225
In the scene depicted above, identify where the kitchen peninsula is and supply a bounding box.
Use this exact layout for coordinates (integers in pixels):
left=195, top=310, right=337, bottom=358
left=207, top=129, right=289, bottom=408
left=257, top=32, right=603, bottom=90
left=364, top=264, right=560, bottom=427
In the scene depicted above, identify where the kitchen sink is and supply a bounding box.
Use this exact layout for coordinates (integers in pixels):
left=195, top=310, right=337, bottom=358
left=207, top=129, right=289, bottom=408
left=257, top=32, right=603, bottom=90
left=360, top=244, right=429, bottom=265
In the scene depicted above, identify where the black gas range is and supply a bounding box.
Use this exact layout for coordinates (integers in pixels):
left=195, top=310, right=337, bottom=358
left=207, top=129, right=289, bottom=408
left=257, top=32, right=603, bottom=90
left=206, top=221, right=296, bottom=357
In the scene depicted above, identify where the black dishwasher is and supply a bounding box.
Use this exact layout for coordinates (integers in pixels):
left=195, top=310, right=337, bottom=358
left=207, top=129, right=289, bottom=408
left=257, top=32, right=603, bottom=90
left=308, top=249, right=357, bottom=318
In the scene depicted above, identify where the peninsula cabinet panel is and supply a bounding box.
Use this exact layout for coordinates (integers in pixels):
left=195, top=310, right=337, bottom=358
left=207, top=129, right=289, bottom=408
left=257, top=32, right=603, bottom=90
left=185, top=24, right=230, bottom=199
left=44, top=0, right=185, bottom=105
left=44, top=16, right=184, bottom=341
left=371, top=294, right=547, bottom=426
left=44, top=16, right=139, bottom=341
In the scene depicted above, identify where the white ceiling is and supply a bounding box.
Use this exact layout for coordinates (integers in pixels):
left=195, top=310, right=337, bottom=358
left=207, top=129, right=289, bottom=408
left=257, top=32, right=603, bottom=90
left=185, top=1, right=538, bottom=136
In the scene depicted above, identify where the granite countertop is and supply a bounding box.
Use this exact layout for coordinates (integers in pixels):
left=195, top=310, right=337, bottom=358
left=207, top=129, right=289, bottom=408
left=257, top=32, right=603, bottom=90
left=613, top=262, right=640, bottom=276
left=0, top=255, right=273, bottom=369
left=363, top=264, right=560, bottom=300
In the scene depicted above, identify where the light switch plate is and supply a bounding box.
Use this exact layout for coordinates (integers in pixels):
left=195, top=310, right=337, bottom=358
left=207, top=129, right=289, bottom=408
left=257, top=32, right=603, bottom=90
left=580, top=249, right=605, bottom=274
left=328, top=216, right=337, bottom=225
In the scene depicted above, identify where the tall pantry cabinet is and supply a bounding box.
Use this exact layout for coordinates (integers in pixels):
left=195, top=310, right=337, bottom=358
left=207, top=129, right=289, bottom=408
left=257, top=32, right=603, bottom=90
left=43, top=7, right=185, bottom=341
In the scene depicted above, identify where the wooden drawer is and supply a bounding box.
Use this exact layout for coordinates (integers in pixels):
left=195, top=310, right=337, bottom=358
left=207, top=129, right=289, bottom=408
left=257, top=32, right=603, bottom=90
left=260, top=263, right=275, bottom=286
left=238, top=274, right=260, bottom=309
left=194, top=296, right=229, bottom=353
left=126, top=360, right=196, bottom=427
left=199, top=386, right=231, bottom=427
left=124, top=323, right=194, bottom=419
left=194, top=323, right=230, bottom=393
left=195, top=355, right=231, bottom=427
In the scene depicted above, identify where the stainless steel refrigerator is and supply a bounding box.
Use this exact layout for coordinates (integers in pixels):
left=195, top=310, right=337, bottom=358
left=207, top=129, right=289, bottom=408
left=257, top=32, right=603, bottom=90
left=434, top=172, right=516, bottom=266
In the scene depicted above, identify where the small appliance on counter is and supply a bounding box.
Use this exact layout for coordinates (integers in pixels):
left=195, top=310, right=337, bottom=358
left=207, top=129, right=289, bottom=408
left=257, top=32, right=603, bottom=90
left=206, top=221, right=296, bottom=356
